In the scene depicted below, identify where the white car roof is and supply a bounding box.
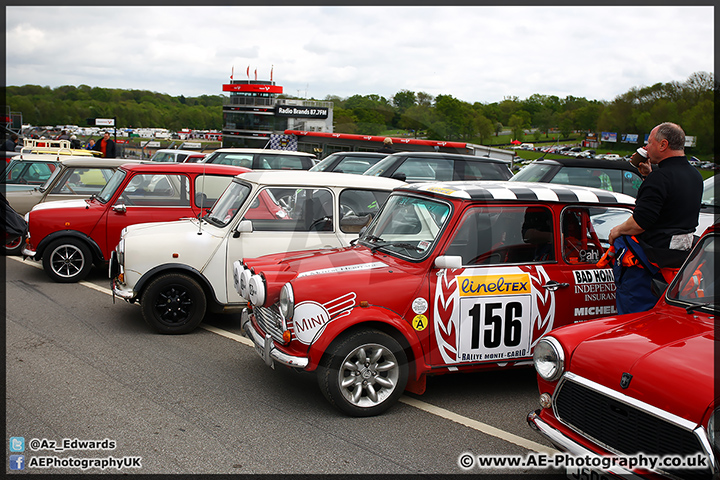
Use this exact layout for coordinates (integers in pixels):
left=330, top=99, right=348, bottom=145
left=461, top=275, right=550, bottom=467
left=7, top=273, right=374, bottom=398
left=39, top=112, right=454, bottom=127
left=235, top=170, right=406, bottom=189
left=209, top=148, right=316, bottom=157
left=152, top=149, right=199, bottom=155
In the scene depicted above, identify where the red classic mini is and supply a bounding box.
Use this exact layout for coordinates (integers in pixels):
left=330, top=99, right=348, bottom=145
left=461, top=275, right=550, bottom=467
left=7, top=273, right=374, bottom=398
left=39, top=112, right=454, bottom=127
left=237, top=181, right=636, bottom=416
left=23, top=162, right=248, bottom=282
left=528, top=225, right=717, bottom=480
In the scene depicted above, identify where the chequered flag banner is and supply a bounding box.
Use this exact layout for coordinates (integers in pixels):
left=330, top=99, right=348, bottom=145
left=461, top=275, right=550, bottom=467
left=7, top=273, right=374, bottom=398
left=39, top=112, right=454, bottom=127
left=269, top=134, right=298, bottom=151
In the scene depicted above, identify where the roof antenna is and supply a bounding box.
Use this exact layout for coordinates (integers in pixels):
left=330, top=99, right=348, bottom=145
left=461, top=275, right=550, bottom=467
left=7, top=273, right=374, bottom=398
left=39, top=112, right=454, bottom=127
left=197, top=164, right=206, bottom=235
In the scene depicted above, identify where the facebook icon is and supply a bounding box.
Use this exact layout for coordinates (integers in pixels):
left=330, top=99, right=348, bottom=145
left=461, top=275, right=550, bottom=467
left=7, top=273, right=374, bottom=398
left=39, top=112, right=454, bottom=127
left=10, top=455, right=25, bottom=470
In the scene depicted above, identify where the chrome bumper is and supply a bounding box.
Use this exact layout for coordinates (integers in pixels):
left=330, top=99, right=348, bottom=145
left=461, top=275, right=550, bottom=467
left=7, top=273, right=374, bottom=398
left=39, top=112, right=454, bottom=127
left=240, top=308, right=309, bottom=369
left=111, top=277, right=136, bottom=301
left=21, top=245, right=36, bottom=259
left=527, top=410, right=646, bottom=480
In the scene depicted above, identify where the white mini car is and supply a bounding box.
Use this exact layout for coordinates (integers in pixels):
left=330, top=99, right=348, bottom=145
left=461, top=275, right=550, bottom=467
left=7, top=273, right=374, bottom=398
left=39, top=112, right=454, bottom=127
left=110, top=171, right=405, bottom=334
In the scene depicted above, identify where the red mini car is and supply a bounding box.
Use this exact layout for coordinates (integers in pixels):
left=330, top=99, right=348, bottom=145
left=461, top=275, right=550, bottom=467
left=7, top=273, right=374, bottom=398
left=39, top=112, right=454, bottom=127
left=23, top=162, right=249, bottom=282
left=236, top=181, right=636, bottom=416
left=528, top=227, right=717, bottom=480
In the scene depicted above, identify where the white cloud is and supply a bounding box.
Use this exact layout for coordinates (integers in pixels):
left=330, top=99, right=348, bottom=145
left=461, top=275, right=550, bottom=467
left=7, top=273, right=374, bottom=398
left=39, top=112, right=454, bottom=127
left=6, top=6, right=714, bottom=104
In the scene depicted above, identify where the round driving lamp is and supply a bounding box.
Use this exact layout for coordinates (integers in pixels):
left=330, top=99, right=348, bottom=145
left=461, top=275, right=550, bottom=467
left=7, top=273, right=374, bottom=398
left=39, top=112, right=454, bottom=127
left=239, top=267, right=253, bottom=299
left=279, top=283, right=294, bottom=321
left=248, top=273, right=266, bottom=306
left=533, top=337, right=565, bottom=382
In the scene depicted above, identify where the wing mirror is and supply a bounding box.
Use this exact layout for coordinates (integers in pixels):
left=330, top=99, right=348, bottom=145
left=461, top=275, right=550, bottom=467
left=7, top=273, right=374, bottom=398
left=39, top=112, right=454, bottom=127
left=233, top=219, right=253, bottom=238
left=434, top=255, right=462, bottom=269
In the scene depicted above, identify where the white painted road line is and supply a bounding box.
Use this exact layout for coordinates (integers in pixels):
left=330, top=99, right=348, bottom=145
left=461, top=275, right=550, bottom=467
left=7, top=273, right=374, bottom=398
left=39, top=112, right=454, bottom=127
left=399, top=396, right=557, bottom=454
left=9, top=255, right=554, bottom=454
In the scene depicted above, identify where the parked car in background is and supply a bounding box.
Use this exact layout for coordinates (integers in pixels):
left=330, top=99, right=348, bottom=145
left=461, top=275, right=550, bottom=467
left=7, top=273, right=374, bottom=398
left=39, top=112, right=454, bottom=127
left=21, top=138, right=101, bottom=157
left=5, top=157, right=140, bottom=216
left=510, top=156, right=644, bottom=197
left=23, top=162, right=249, bottom=283
left=696, top=175, right=716, bottom=237
left=202, top=148, right=317, bottom=170
left=237, top=181, right=635, bottom=416
left=528, top=226, right=717, bottom=480
left=110, top=171, right=404, bottom=334
left=309, top=151, right=388, bottom=175
left=182, top=153, right=207, bottom=163
left=363, top=152, right=513, bottom=182
left=148, top=149, right=199, bottom=163
left=2, top=154, right=60, bottom=192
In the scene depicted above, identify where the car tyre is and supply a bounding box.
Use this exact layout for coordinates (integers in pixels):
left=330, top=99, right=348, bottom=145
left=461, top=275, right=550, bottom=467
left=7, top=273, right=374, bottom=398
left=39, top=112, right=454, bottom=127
left=4, top=234, right=24, bottom=256
left=141, top=273, right=206, bottom=334
left=42, top=237, right=93, bottom=283
left=317, top=329, right=408, bottom=417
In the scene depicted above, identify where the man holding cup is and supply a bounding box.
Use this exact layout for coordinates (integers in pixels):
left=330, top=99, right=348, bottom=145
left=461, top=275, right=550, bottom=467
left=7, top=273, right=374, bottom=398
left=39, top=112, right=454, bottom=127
left=607, top=122, right=703, bottom=313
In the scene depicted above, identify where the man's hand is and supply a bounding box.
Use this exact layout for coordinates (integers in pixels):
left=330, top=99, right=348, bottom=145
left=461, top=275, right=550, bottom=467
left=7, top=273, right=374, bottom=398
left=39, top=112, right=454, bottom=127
left=609, top=216, right=645, bottom=245
left=637, top=161, right=652, bottom=177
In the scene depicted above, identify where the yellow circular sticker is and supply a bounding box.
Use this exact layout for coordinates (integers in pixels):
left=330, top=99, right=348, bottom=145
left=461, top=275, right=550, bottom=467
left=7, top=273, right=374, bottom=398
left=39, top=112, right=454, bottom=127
left=412, top=314, right=428, bottom=331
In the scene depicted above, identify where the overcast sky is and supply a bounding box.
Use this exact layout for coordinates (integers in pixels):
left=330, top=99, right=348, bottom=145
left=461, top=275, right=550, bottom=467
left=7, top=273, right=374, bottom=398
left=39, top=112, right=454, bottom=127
left=6, top=5, right=715, bottom=105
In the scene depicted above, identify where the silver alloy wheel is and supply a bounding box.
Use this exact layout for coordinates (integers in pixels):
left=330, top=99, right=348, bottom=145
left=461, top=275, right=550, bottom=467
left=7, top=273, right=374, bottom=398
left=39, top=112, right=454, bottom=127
left=336, top=343, right=400, bottom=408
left=49, top=243, right=86, bottom=279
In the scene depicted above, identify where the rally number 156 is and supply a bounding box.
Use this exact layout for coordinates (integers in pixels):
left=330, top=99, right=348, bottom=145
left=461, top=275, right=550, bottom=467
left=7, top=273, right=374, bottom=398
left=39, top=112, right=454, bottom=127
left=469, top=302, right=523, bottom=349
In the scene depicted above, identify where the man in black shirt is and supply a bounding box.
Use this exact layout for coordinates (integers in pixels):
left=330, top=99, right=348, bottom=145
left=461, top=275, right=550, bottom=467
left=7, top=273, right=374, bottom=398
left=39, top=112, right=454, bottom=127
left=608, top=122, right=703, bottom=313
left=609, top=122, right=702, bottom=251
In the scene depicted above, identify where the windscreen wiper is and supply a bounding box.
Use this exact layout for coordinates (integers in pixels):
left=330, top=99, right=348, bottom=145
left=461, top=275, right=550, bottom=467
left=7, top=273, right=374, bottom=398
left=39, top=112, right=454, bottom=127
left=685, top=302, right=715, bottom=314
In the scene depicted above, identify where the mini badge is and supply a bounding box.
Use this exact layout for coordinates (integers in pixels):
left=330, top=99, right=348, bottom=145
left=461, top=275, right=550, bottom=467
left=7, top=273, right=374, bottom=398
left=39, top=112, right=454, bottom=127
left=620, top=372, right=633, bottom=389
left=412, top=297, right=428, bottom=314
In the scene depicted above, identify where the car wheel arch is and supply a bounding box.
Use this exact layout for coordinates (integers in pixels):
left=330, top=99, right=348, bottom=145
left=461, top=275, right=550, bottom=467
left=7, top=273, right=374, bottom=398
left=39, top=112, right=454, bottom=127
left=35, top=230, right=102, bottom=264
left=307, top=310, right=423, bottom=380
left=136, top=264, right=218, bottom=305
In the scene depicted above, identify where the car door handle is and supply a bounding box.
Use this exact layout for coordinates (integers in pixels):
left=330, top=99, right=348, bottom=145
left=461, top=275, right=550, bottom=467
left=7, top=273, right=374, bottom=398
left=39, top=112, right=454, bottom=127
left=112, top=204, right=127, bottom=213
left=542, top=280, right=569, bottom=291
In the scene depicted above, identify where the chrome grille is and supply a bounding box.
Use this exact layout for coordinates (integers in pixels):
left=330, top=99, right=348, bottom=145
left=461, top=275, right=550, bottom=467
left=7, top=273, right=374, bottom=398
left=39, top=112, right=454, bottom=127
left=253, top=306, right=293, bottom=343
left=554, top=376, right=710, bottom=480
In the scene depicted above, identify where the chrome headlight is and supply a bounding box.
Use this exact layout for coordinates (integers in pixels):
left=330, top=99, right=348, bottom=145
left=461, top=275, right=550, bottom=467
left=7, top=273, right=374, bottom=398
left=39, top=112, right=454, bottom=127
left=708, top=407, right=719, bottom=453
left=248, top=273, right=266, bottom=306
left=279, top=283, right=294, bottom=321
left=116, top=238, right=125, bottom=266
left=533, top=337, right=565, bottom=381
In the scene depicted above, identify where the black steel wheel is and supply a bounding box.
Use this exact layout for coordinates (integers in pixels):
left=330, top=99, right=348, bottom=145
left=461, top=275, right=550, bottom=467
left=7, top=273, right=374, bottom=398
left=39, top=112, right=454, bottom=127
left=141, top=273, right=206, bottom=334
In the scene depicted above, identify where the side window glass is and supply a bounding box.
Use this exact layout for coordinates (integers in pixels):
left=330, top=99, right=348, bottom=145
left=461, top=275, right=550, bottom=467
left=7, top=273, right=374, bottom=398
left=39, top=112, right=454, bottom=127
left=622, top=170, right=643, bottom=197
left=444, top=206, right=544, bottom=265
left=6, top=163, right=24, bottom=181
left=396, top=157, right=453, bottom=182
left=194, top=174, right=234, bottom=207
left=123, top=174, right=189, bottom=206
left=561, top=208, right=603, bottom=264
left=217, top=154, right=253, bottom=168
left=336, top=158, right=374, bottom=174
left=52, top=168, right=114, bottom=195
left=247, top=187, right=333, bottom=232
left=521, top=206, right=555, bottom=262
left=260, top=155, right=304, bottom=170
left=339, top=189, right=390, bottom=233
left=462, top=162, right=509, bottom=180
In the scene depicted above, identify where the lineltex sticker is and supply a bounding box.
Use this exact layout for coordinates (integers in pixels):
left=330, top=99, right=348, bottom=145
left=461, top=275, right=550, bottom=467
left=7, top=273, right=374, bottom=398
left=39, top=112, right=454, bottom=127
left=412, top=297, right=428, bottom=314
left=413, top=315, right=428, bottom=331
